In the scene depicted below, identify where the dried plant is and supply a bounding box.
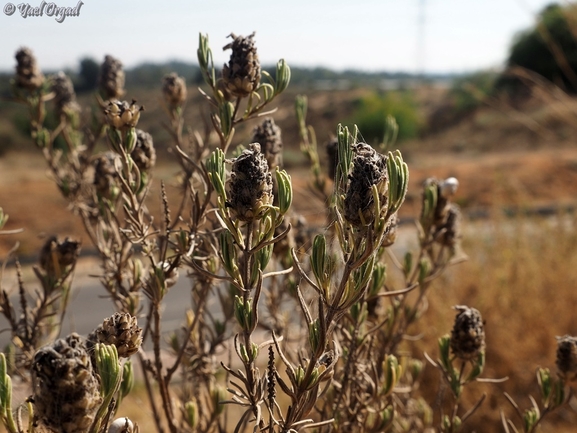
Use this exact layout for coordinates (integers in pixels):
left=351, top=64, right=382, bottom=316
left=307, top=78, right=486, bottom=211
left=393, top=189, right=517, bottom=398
left=0, top=35, right=574, bottom=433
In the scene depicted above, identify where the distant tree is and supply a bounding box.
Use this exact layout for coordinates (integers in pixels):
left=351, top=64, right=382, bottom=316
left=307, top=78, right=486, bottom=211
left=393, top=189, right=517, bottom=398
left=501, top=3, right=577, bottom=93
left=77, top=57, right=99, bottom=92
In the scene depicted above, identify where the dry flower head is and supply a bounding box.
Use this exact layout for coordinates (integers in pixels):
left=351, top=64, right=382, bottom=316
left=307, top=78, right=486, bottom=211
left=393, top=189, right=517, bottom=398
left=15, top=47, right=44, bottom=90
left=32, top=333, right=102, bottom=433
left=344, top=143, right=388, bottom=228
left=99, top=54, right=125, bottom=99
left=226, top=143, right=273, bottom=222
left=222, top=32, right=261, bottom=97
left=450, top=305, right=485, bottom=361
left=88, top=312, right=143, bottom=358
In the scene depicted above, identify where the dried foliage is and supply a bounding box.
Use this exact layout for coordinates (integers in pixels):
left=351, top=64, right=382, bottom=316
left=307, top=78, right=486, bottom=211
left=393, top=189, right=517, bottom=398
left=0, top=35, right=573, bottom=433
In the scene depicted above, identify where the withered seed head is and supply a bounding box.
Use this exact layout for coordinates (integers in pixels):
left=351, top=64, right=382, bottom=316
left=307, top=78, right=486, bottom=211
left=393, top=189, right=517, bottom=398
left=439, top=204, right=461, bottom=248
left=131, top=129, right=156, bottom=172
left=251, top=118, right=283, bottom=170
left=450, top=306, right=485, bottom=361
left=344, top=143, right=388, bottom=228
left=51, top=72, right=80, bottom=117
left=87, top=312, right=143, bottom=358
left=99, top=55, right=125, bottom=99
left=15, top=47, right=45, bottom=90
left=222, top=32, right=261, bottom=98
left=162, top=73, right=187, bottom=108
left=93, top=151, right=120, bottom=200
left=227, top=143, right=273, bottom=222
left=104, top=99, right=144, bottom=131
left=33, top=333, right=102, bottom=433
left=556, top=335, right=577, bottom=382
left=39, top=236, right=81, bottom=279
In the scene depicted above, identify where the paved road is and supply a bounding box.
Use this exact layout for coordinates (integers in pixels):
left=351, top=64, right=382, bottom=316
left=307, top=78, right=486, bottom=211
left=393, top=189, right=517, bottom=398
left=0, top=271, right=199, bottom=348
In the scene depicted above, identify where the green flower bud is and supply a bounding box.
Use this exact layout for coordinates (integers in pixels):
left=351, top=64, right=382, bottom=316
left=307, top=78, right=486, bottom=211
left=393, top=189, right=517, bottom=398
left=95, top=343, right=122, bottom=397
left=274, top=59, right=291, bottom=95
left=120, top=360, right=134, bottom=401
left=386, top=150, right=409, bottom=216
left=0, top=208, right=8, bottom=230
left=311, top=234, right=330, bottom=294
left=219, top=230, right=239, bottom=280
left=308, top=319, right=322, bottom=353
left=219, top=101, right=235, bottom=137
left=0, top=353, right=14, bottom=426
left=184, top=400, right=198, bottom=429
left=206, top=148, right=227, bottom=200
left=403, top=251, right=413, bottom=278
left=234, top=296, right=253, bottom=332
left=211, top=385, right=227, bottom=415
left=197, top=33, right=216, bottom=88
left=382, top=355, right=402, bottom=396
left=275, top=169, right=293, bottom=215
left=523, top=407, right=539, bottom=432
left=369, top=263, right=387, bottom=297
left=438, top=335, right=452, bottom=372
left=295, top=365, right=305, bottom=388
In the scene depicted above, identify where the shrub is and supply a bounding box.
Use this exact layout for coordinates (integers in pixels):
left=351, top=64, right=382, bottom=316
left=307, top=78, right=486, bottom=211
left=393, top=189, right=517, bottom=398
left=499, top=3, right=577, bottom=93
left=0, top=35, right=573, bottom=433
left=351, top=91, right=420, bottom=144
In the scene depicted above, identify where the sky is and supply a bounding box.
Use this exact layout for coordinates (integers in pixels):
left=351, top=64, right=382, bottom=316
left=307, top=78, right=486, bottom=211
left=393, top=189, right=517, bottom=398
left=0, top=0, right=562, bottom=74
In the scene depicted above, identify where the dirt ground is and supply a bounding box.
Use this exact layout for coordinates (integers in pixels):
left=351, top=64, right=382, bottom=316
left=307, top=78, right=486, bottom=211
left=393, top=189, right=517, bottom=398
left=3, top=143, right=577, bottom=257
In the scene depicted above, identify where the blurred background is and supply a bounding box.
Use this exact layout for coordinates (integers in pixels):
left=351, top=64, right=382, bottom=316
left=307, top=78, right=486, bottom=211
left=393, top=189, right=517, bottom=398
left=3, top=0, right=577, bottom=431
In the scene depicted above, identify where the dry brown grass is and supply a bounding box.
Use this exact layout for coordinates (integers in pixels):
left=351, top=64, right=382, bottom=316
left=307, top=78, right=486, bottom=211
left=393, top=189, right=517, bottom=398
left=108, top=209, right=577, bottom=431
left=409, top=210, right=577, bottom=431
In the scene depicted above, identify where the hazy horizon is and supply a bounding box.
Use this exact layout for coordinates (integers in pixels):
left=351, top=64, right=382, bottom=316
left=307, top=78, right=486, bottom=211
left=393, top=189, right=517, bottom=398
left=0, top=0, right=559, bottom=75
